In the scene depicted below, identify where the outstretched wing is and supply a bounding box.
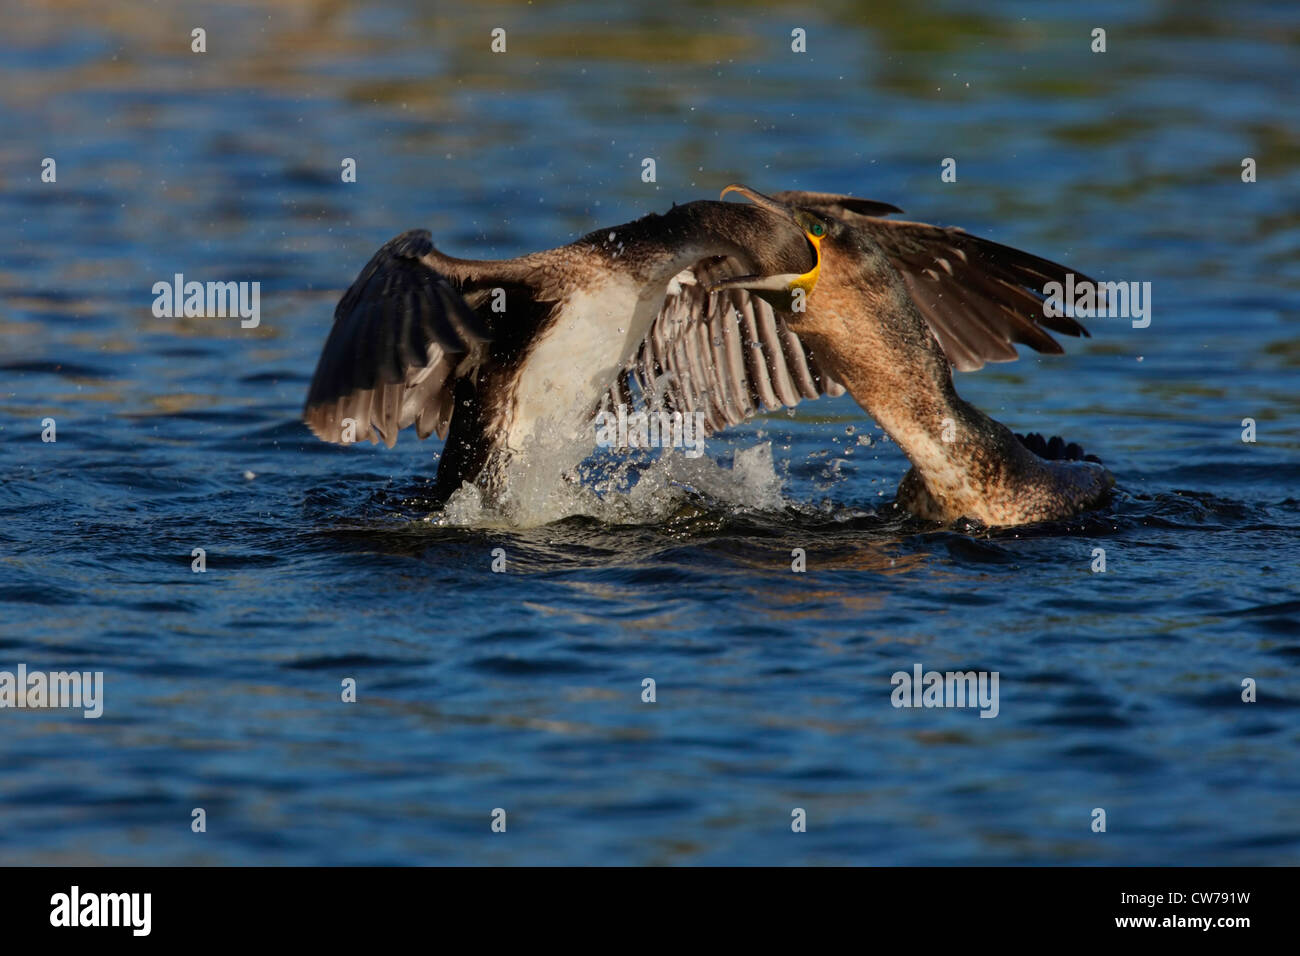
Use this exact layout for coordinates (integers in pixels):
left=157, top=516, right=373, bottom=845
left=304, top=200, right=817, bottom=498
left=773, top=190, right=1094, bottom=372
left=602, top=257, right=844, bottom=437
left=303, top=230, right=492, bottom=446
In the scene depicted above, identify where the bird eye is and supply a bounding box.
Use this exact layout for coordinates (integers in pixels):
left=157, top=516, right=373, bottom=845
left=809, top=222, right=826, bottom=237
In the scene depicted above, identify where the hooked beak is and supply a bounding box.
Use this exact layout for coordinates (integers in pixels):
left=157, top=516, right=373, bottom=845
left=719, top=183, right=795, bottom=217
left=712, top=184, right=822, bottom=310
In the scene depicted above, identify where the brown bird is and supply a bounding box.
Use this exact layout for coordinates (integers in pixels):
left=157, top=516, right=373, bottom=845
left=687, top=185, right=1113, bottom=525
left=303, top=186, right=1111, bottom=525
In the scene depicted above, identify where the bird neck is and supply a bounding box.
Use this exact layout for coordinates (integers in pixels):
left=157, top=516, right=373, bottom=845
left=796, top=293, right=1049, bottom=522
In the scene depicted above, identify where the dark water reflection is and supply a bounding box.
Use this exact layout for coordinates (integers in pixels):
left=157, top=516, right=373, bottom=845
left=0, top=0, right=1298, bottom=864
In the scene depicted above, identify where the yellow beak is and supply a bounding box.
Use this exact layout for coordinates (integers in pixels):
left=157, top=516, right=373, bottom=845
left=714, top=184, right=824, bottom=305
left=789, top=232, right=821, bottom=295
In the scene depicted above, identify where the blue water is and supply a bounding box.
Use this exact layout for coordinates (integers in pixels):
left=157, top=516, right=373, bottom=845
left=1, top=0, right=1298, bottom=864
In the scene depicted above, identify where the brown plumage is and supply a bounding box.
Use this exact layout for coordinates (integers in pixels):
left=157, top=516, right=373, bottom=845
left=304, top=185, right=1112, bottom=525
left=700, top=185, right=1113, bottom=525
left=303, top=200, right=817, bottom=504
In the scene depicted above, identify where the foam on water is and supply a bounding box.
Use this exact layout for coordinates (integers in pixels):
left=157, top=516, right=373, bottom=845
left=433, top=441, right=788, bottom=529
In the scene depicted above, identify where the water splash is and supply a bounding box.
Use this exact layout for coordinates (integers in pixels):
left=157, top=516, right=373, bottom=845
left=433, top=442, right=787, bottom=529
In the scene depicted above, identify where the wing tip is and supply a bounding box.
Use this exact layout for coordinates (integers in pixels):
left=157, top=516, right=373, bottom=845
left=302, top=402, right=398, bottom=448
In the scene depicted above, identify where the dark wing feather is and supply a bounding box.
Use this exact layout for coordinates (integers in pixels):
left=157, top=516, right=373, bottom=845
left=602, top=257, right=844, bottom=438
left=770, top=190, right=903, bottom=218
left=772, top=190, right=1094, bottom=372
left=862, top=219, right=1093, bottom=372
left=303, top=230, right=491, bottom=447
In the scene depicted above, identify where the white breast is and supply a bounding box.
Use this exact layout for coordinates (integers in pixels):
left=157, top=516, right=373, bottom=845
left=506, top=271, right=672, bottom=454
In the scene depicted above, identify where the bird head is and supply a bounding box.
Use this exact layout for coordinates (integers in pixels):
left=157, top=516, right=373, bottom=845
left=708, top=184, right=836, bottom=313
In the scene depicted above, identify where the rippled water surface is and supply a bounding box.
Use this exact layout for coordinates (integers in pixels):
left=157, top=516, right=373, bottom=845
left=1, top=0, right=1298, bottom=864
